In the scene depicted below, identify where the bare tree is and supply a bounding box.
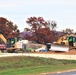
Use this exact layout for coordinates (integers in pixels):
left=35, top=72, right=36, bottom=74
left=47, top=20, right=57, bottom=31
left=63, top=28, right=73, bottom=35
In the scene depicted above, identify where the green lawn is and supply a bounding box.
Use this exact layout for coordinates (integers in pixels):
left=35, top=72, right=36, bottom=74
left=0, top=56, right=76, bottom=75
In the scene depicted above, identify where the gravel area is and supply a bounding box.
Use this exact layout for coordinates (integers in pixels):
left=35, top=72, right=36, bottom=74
left=0, top=49, right=76, bottom=60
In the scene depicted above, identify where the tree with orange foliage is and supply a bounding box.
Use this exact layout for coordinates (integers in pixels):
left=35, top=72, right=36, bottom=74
left=25, top=17, right=54, bottom=44
left=0, top=17, right=20, bottom=39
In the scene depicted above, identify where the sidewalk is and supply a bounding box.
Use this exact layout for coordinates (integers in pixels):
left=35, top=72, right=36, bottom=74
left=0, top=53, right=76, bottom=60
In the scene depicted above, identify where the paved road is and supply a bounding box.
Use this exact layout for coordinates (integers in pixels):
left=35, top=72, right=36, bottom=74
left=47, top=71, right=76, bottom=75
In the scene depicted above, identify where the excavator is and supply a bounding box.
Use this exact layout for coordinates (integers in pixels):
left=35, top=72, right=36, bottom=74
left=6, top=37, right=24, bottom=53
left=0, top=34, right=23, bottom=53
left=50, top=34, right=76, bottom=52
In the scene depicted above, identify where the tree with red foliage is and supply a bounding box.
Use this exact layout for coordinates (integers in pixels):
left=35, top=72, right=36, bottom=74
left=0, top=17, right=20, bottom=39
left=33, top=28, right=54, bottom=44
left=26, top=17, right=48, bottom=31
left=25, top=17, right=54, bottom=44
left=23, top=28, right=33, bottom=40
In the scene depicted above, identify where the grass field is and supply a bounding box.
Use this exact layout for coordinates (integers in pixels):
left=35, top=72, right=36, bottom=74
left=0, top=56, right=76, bottom=75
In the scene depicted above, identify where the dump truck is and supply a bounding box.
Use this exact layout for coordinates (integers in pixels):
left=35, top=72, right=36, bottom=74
left=50, top=34, right=76, bottom=52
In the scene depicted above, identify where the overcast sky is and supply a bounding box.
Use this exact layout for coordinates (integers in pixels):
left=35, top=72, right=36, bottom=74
left=0, top=0, right=76, bottom=32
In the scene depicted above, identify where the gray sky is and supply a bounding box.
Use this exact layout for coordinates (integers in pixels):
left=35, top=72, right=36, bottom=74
left=0, top=0, right=76, bottom=32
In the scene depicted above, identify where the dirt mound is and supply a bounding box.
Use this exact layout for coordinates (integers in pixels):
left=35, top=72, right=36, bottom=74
left=26, top=43, right=76, bottom=55
left=26, top=43, right=45, bottom=49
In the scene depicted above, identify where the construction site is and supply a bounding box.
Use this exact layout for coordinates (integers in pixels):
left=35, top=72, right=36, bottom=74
left=0, top=32, right=76, bottom=56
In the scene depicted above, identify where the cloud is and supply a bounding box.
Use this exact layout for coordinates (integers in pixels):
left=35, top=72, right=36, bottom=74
left=0, top=0, right=76, bottom=8
left=0, top=0, right=76, bottom=32
left=0, top=4, right=16, bottom=8
left=22, top=0, right=76, bottom=6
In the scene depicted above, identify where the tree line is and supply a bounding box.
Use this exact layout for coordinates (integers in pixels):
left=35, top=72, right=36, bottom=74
left=0, top=17, right=74, bottom=44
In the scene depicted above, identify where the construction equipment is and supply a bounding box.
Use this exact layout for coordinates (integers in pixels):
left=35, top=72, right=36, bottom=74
left=50, top=34, right=76, bottom=52
left=50, top=43, right=69, bottom=52
left=6, top=38, right=29, bottom=53
left=0, top=34, right=7, bottom=52
left=6, top=37, right=23, bottom=53
left=68, top=35, right=76, bottom=49
left=57, top=35, right=68, bottom=45
left=0, top=34, right=7, bottom=43
left=0, top=33, right=28, bottom=53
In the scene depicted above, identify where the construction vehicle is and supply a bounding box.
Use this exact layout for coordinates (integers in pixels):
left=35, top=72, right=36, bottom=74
left=68, top=35, right=76, bottom=49
left=6, top=37, right=29, bottom=53
left=0, top=34, right=7, bottom=52
left=0, top=34, right=24, bottom=53
left=50, top=34, right=76, bottom=52
left=56, top=35, right=68, bottom=45
left=6, top=37, right=23, bottom=53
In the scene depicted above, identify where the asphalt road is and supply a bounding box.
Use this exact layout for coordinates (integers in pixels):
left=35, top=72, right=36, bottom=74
left=47, top=71, right=76, bottom=75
